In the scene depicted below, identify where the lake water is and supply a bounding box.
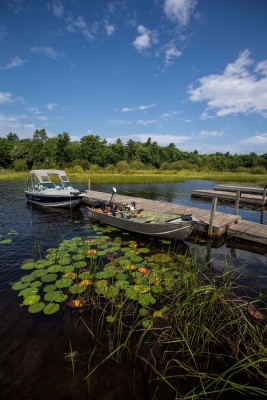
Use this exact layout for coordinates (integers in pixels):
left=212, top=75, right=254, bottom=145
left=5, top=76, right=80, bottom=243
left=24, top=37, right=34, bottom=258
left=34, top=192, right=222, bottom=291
left=0, top=179, right=266, bottom=399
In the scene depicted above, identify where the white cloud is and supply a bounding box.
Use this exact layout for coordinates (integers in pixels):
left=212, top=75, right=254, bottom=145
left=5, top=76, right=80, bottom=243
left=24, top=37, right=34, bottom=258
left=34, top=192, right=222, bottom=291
left=46, top=103, right=58, bottom=111
left=188, top=50, right=267, bottom=118
left=137, top=119, right=156, bottom=125
left=110, top=119, right=133, bottom=125
left=36, top=115, right=48, bottom=121
left=122, top=104, right=156, bottom=112
left=30, top=46, right=64, bottom=59
left=122, top=107, right=135, bottom=112
left=49, top=0, right=64, bottom=18
left=0, top=56, right=26, bottom=69
left=165, top=45, right=182, bottom=67
left=133, top=25, right=157, bottom=53
left=104, top=20, right=115, bottom=36
left=164, top=0, right=198, bottom=26
left=0, top=92, right=14, bottom=104
left=200, top=130, right=224, bottom=137
left=0, top=112, right=38, bottom=139
left=240, top=133, right=267, bottom=145
left=66, top=16, right=96, bottom=41
left=161, top=111, right=179, bottom=118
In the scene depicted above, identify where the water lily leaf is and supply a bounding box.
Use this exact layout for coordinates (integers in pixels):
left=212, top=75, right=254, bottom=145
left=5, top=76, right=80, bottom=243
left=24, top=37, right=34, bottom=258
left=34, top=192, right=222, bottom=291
left=44, top=291, right=68, bottom=302
left=72, top=253, right=85, bottom=261
left=23, top=294, right=41, bottom=305
left=43, top=284, right=57, bottom=293
left=58, top=257, right=72, bottom=265
left=106, top=315, right=115, bottom=323
left=74, top=261, right=87, bottom=268
left=21, top=274, right=35, bottom=283
left=41, top=273, right=57, bottom=283
left=28, top=302, right=45, bottom=313
left=61, top=265, right=75, bottom=273
left=142, top=319, right=153, bottom=329
left=43, top=303, right=60, bottom=315
left=12, top=281, right=29, bottom=291
left=21, top=262, right=35, bottom=270
left=139, top=307, right=149, bottom=316
left=138, top=248, right=150, bottom=253
left=35, top=260, right=53, bottom=268
left=115, top=280, right=130, bottom=290
left=31, top=269, right=48, bottom=278
left=47, top=264, right=63, bottom=273
left=138, top=293, right=156, bottom=307
left=19, top=287, right=39, bottom=297
left=63, top=271, right=77, bottom=280
left=30, top=281, right=43, bottom=288
left=78, top=271, right=92, bottom=280
left=116, top=273, right=128, bottom=281
left=56, top=278, right=73, bottom=289
left=69, top=284, right=87, bottom=294
left=0, top=239, right=12, bottom=244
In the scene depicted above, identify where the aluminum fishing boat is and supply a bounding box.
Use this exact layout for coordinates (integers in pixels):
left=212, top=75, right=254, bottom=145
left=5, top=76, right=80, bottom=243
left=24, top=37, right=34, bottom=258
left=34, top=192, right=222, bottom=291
left=25, top=169, right=84, bottom=208
left=87, top=199, right=193, bottom=240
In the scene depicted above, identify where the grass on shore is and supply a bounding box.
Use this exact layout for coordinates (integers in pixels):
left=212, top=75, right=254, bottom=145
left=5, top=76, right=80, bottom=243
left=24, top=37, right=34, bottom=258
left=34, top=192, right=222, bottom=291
left=0, top=168, right=267, bottom=186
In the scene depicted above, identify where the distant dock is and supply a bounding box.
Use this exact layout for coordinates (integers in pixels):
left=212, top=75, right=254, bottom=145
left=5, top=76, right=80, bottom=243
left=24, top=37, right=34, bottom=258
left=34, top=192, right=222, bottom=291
left=82, top=189, right=267, bottom=246
left=192, top=184, right=267, bottom=207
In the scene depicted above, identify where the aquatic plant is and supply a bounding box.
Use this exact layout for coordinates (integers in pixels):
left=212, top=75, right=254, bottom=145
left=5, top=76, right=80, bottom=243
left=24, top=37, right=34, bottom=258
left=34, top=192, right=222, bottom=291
left=10, top=223, right=267, bottom=399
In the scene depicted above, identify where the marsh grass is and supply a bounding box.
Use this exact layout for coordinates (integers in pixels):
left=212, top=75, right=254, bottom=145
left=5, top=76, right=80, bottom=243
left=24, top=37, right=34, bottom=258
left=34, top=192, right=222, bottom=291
left=1, top=168, right=266, bottom=186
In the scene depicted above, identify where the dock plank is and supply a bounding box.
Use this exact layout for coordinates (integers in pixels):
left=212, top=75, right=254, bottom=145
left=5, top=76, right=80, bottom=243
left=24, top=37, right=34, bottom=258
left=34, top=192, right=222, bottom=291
left=227, top=220, right=267, bottom=245
left=214, top=184, right=266, bottom=194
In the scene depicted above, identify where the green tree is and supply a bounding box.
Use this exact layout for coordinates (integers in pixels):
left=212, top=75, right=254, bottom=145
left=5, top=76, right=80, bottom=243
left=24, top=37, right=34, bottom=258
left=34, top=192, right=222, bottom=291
left=80, top=135, right=108, bottom=166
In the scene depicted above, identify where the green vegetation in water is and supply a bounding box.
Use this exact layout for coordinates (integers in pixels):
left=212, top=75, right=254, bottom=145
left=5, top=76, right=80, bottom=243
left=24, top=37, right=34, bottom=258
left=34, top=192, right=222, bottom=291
left=11, top=223, right=267, bottom=399
left=1, top=168, right=267, bottom=186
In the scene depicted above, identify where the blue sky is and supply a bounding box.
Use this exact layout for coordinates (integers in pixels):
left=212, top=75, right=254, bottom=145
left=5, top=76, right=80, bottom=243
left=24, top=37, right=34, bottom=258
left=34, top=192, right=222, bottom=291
left=0, top=0, right=267, bottom=154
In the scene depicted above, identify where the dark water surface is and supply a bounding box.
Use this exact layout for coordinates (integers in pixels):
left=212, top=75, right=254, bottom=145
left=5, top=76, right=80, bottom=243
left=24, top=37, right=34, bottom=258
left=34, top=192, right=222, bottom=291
left=0, top=180, right=266, bottom=400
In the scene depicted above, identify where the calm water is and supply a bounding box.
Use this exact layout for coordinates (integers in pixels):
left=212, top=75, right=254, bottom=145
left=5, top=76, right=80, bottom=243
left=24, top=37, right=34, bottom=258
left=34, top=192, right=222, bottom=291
left=0, top=179, right=266, bottom=400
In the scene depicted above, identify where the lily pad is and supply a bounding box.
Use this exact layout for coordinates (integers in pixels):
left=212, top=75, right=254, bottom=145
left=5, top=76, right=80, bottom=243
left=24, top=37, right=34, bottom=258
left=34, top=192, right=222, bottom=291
left=43, top=303, right=60, bottom=315
left=69, top=284, right=87, bottom=294
left=30, top=281, right=43, bottom=288
left=19, top=287, right=39, bottom=297
left=32, top=269, right=48, bottom=278
left=21, top=262, right=35, bottom=270
left=43, top=284, right=57, bottom=293
left=12, top=281, right=29, bottom=291
left=78, top=271, right=92, bottom=280
left=74, top=261, right=87, bottom=268
left=41, top=273, right=57, bottom=283
left=47, top=264, right=63, bottom=273
left=23, top=294, right=41, bottom=305
left=61, top=265, right=75, bottom=273
left=28, top=302, right=45, bottom=313
left=44, top=291, right=68, bottom=302
left=56, top=278, right=73, bottom=289
left=0, top=239, right=12, bottom=244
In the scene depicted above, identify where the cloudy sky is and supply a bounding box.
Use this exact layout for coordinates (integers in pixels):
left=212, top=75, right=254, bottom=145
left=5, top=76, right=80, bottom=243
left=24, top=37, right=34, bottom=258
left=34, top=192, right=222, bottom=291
left=0, top=0, right=267, bottom=154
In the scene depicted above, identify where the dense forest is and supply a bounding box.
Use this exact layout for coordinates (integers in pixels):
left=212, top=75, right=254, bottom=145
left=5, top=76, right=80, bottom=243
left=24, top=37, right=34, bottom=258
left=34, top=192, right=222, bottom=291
left=0, top=129, right=267, bottom=173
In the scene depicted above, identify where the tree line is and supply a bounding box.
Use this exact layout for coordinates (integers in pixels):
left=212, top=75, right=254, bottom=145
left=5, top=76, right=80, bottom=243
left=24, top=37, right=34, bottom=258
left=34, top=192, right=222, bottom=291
left=0, top=129, right=267, bottom=173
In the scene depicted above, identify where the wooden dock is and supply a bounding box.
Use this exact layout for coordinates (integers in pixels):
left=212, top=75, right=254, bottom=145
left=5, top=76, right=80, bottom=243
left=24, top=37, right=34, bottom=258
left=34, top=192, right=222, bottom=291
left=191, top=188, right=267, bottom=206
left=82, top=190, right=241, bottom=237
left=82, top=190, right=267, bottom=246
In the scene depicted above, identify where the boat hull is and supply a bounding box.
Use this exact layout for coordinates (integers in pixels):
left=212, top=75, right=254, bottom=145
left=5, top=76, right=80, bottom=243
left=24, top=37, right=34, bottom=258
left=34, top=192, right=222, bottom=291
left=25, top=192, right=83, bottom=208
left=88, top=209, right=193, bottom=240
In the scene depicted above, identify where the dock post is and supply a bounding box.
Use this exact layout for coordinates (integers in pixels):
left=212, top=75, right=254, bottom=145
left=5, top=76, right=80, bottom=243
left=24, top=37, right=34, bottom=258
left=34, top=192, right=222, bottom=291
left=262, top=185, right=267, bottom=207
left=208, top=197, right=217, bottom=237
left=234, top=190, right=241, bottom=215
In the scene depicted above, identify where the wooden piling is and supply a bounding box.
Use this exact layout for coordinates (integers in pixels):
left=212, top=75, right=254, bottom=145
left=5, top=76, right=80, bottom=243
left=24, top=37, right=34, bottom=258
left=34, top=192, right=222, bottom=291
left=234, top=190, right=241, bottom=215
left=208, top=197, right=217, bottom=236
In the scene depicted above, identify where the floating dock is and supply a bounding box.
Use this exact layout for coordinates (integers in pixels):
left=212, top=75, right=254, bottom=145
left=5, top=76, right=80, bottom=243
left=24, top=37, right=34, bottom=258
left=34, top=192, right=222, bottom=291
left=192, top=184, right=267, bottom=206
left=83, top=190, right=266, bottom=241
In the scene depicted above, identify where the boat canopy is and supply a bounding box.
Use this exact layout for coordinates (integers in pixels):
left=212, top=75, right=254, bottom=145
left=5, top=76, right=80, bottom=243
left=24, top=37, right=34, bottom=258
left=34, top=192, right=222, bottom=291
left=30, top=170, right=70, bottom=183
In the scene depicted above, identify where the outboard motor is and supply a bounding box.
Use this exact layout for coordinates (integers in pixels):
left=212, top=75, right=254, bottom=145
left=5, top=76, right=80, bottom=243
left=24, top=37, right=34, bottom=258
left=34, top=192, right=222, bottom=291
left=93, top=200, right=106, bottom=211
